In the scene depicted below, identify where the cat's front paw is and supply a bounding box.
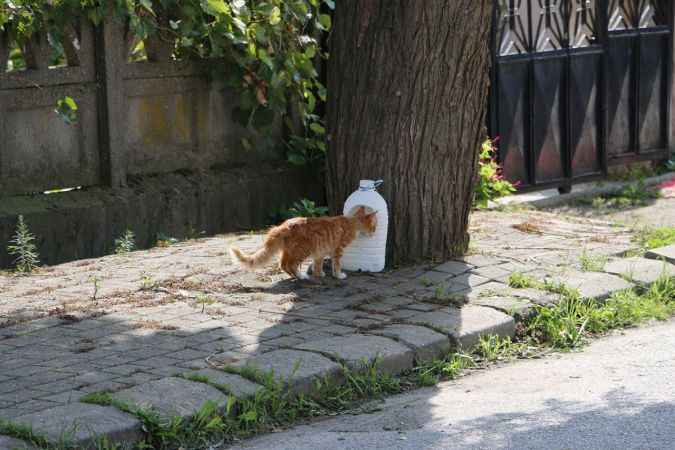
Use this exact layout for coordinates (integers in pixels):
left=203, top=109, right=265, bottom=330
left=335, top=272, right=347, bottom=280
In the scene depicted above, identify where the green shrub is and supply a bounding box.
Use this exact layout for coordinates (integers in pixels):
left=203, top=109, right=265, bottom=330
left=474, top=138, right=517, bottom=208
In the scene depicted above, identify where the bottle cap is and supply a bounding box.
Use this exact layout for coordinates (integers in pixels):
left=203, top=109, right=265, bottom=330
left=359, top=179, right=384, bottom=191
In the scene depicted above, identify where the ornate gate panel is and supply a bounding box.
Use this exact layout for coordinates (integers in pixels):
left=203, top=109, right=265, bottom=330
left=490, top=0, right=672, bottom=191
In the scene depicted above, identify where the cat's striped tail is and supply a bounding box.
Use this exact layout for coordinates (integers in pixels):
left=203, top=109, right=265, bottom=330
left=229, top=234, right=285, bottom=269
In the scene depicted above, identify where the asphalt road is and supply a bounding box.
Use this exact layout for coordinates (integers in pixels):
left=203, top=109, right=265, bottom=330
left=230, top=320, right=675, bottom=450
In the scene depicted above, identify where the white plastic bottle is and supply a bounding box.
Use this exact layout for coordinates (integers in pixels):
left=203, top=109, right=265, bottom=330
left=341, top=179, right=388, bottom=272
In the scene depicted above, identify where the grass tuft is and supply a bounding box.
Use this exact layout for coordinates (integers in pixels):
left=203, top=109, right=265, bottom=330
left=508, top=272, right=537, bottom=289
left=579, top=251, right=608, bottom=272
left=634, top=226, right=675, bottom=250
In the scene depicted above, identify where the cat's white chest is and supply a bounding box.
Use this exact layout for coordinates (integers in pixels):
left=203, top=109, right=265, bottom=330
left=342, top=180, right=388, bottom=272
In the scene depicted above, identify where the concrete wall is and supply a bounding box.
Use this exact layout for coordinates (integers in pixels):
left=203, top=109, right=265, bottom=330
left=0, top=18, right=323, bottom=269
left=0, top=166, right=323, bottom=268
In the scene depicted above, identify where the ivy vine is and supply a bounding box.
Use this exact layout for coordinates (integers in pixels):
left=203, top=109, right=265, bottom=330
left=0, top=0, right=332, bottom=165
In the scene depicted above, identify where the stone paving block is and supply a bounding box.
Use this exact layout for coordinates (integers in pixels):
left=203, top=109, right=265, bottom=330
left=186, top=368, right=264, bottom=398
left=380, top=296, right=414, bottom=307
left=71, top=371, right=118, bottom=387
left=369, top=325, right=451, bottom=363
left=321, top=324, right=358, bottom=335
left=432, top=260, right=473, bottom=275
left=174, top=358, right=210, bottom=370
left=11, top=399, right=60, bottom=415
left=415, top=271, right=453, bottom=285
left=113, top=377, right=228, bottom=420
left=407, top=305, right=516, bottom=349
left=38, top=390, right=86, bottom=405
left=295, top=334, right=414, bottom=375
left=388, top=309, right=419, bottom=320
left=459, top=254, right=506, bottom=268
left=470, top=265, right=513, bottom=282
left=452, top=272, right=492, bottom=289
left=471, top=296, right=535, bottom=319
left=508, top=287, right=559, bottom=306
left=0, top=388, right=46, bottom=405
left=15, top=403, right=141, bottom=447
left=169, top=348, right=213, bottom=361
left=0, top=436, right=36, bottom=450
left=117, top=371, right=161, bottom=386
left=547, top=270, right=634, bottom=300
left=604, top=257, right=675, bottom=284
left=645, top=245, right=675, bottom=264
left=79, top=381, right=130, bottom=394
left=232, top=349, right=342, bottom=395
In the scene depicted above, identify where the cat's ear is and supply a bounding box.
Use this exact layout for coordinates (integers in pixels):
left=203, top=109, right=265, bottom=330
left=354, top=206, right=366, bottom=217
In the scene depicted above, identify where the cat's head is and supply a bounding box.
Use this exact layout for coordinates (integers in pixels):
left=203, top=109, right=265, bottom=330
left=354, top=206, right=378, bottom=235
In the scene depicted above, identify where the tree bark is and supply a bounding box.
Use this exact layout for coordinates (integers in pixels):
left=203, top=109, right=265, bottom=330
left=326, top=1, right=492, bottom=266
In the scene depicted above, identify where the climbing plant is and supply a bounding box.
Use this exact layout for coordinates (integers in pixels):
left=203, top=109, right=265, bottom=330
left=0, top=0, right=332, bottom=164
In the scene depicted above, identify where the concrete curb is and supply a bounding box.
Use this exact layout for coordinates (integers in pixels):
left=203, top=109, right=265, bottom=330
left=490, top=171, right=675, bottom=209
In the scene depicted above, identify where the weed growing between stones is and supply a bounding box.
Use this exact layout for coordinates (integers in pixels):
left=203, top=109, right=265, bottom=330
left=0, top=418, right=50, bottom=448
left=634, top=226, right=675, bottom=251
left=88, top=275, right=101, bottom=302
left=579, top=251, right=608, bottom=272
left=410, top=353, right=475, bottom=386
left=507, top=272, right=537, bottom=289
left=7, top=215, right=40, bottom=273
left=576, top=179, right=660, bottom=211
left=139, top=274, right=157, bottom=292
left=474, top=335, right=538, bottom=363
left=114, top=230, right=137, bottom=255
left=526, top=276, right=675, bottom=350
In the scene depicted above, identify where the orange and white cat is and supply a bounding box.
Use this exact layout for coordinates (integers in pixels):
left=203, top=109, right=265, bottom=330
left=229, top=207, right=377, bottom=280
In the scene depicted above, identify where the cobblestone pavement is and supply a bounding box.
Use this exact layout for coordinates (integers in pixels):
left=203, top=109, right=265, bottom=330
left=0, top=207, right=638, bottom=427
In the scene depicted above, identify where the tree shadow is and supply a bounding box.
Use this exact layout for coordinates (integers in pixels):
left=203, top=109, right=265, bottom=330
left=0, top=253, right=475, bottom=447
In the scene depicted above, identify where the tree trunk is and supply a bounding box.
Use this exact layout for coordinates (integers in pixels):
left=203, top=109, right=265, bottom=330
left=326, top=1, right=492, bottom=266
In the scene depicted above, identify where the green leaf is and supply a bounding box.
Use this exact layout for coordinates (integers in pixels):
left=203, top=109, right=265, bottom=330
left=55, top=96, right=78, bottom=125
left=258, top=49, right=275, bottom=70
left=304, top=90, right=316, bottom=113
left=139, top=0, right=155, bottom=14
left=63, top=96, right=77, bottom=111
left=324, top=0, right=336, bottom=9
left=309, top=122, right=325, bottom=135
left=269, top=6, right=281, bottom=25
left=204, top=0, right=230, bottom=16
left=318, top=14, right=332, bottom=30
left=288, top=152, right=307, bottom=166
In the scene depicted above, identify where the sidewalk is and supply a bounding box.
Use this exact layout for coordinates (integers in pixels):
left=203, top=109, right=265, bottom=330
left=0, top=206, right=663, bottom=448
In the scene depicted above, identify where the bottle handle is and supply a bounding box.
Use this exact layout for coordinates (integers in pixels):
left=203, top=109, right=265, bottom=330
left=373, top=180, right=384, bottom=189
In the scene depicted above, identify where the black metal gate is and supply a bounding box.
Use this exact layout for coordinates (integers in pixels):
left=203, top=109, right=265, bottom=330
left=489, top=0, right=673, bottom=191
